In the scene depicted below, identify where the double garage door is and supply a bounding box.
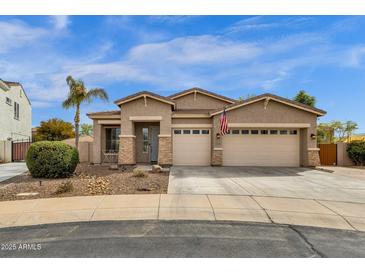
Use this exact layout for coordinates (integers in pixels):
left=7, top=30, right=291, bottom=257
left=173, top=128, right=300, bottom=167
left=222, top=129, right=300, bottom=167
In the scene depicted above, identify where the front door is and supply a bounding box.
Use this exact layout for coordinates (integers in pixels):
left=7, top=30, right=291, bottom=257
left=149, top=126, right=159, bottom=162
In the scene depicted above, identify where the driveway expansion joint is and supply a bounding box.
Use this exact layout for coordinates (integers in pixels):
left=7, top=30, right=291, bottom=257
left=315, top=199, right=358, bottom=231
left=289, top=225, right=326, bottom=258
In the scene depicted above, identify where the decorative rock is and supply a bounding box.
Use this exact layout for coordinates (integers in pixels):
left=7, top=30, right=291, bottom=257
left=109, top=164, right=119, bottom=170
left=16, top=192, right=39, bottom=197
left=152, top=165, right=162, bottom=173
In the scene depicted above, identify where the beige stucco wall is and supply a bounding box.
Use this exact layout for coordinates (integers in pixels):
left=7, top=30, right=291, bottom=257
left=0, top=85, right=32, bottom=141
left=63, top=138, right=93, bottom=163
left=120, top=97, right=172, bottom=135
left=212, top=99, right=319, bottom=166
left=174, top=92, right=231, bottom=110
left=0, top=140, right=12, bottom=163
left=337, top=142, right=354, bottom=166
left=172, top=118, right=212, bottom=125
left=92, top=120, right=102, bottom=164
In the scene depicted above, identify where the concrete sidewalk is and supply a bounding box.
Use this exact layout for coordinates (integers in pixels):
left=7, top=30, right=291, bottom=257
left=0, top=194, right=365, bottom=232
left=0, top=162, right=28, bottom=183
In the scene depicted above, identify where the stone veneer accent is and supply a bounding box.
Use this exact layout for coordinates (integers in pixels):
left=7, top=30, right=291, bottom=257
left=118, top=136, right=136, bottom=165
left=211, top=149, right=223, bottom=166
left=158, top=136, right=172, bottom=166
left=307, top=149, right=320, bottom=166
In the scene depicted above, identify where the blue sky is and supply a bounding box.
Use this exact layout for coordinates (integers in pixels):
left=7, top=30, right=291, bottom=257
left=1, top=16, right=365, bottom=132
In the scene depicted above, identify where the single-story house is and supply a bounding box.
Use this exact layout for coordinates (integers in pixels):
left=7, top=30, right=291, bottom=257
left=87, top=88, right=326, bottom=167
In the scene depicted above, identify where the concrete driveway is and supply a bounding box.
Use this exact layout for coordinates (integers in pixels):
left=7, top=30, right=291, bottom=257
left=0, top=162, right=28, bottom=183
left=168, top=166, right=365, bottom=203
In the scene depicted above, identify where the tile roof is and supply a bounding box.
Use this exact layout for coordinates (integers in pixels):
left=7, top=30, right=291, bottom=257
left=87, top=110, right=121, bottom=116
left=114, top=91, right=175, bottom=106
left=210, top=93, right=326, bottom=116
left=169, top=87, right=237, bottom=103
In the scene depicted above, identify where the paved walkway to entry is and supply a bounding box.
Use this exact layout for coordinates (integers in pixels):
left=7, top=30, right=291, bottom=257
left=0, top=162, right=28, bottom=183
left=168, top=166, right=365, bottom=203
left=1, top=194, right=365, bottom=232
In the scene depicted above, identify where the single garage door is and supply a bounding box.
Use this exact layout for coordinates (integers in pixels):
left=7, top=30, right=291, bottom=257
left=173, top=129, right=211, bottom=166
left=222, top=129, right=300, bottom=167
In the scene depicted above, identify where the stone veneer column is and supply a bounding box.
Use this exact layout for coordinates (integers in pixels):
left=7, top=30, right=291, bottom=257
left=118, top=135, right=136, bottom=165
left=158, top=135, right=172, bottom=166
left=307, top=148, right=320, bottom=166
left=211, top=148, right=223, bottom=166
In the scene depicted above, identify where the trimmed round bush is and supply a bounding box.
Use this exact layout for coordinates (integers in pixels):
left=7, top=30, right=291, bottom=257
left=347, top=141, right=365, bottom=166
left=26, top=141, right=79, bottom=178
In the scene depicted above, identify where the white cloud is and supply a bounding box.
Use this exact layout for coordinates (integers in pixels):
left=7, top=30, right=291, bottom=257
left=148, top=16, right=197, bottom=24
left=226, top=16, right=314, bottom=34
left=50, top=15, right=70, bottom=30
left=0, top=20, right=46, bottom=53
left=345, top=46, right=365, bottom=67
left=2, top=16, right=365, bottom=109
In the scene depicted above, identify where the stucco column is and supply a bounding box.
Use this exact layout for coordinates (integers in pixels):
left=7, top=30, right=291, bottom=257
left=158, top=135, right=172, bottom=166
left=118, top=135, right=136, bottom=165
left=92, top=120, right=102, bottom=164
left=301, top=127, right=320, bottom=167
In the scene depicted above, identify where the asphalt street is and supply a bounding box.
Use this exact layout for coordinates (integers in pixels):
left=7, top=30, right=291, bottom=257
left=1, top=220, right=365, bottom=258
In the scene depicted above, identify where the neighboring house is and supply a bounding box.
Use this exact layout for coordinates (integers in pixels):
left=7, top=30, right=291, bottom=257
left=347, top=134, right=365, bottom=142
left=0, top=79, right=32, bottom=141
left=87, top=87, right=326, bottom=167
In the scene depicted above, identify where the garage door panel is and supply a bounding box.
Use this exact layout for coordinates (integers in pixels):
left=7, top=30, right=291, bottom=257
left=173, top=130, right=211, bottom=166
left=222, top=133, right=300, bottom=167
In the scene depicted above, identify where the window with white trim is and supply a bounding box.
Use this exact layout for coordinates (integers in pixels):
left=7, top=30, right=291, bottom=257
left=6, top=97, right=12, bottom=105
left=192, top=130, right=200, bottom=134
left=14, top=102, right=19, bottom=120
left=201, top=130, right=209, bottom=134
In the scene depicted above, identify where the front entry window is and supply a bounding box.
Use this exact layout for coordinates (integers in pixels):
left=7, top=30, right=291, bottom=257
left=105, top=128, right=120, bottom=152
left=143, top=128, right=149, bottom=153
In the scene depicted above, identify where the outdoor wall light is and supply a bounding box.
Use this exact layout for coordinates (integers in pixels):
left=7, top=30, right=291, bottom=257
left=216, top=133, right=221, bottom=139
left=310, top=133, right=316, bottom=140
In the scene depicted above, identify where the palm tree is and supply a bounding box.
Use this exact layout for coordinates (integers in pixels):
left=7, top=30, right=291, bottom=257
left=62, top=76, right=108, bottom=149
left=344, top=120, right=358, bottom=142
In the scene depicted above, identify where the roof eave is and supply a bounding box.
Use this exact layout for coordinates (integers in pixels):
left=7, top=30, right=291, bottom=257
left=210, top=94, right=326, bottom=117
left=169, top=87, right=237, bottom=104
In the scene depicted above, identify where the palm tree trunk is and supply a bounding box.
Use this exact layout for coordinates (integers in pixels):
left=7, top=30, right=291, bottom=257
left=75, top=104, right=80, bottom=150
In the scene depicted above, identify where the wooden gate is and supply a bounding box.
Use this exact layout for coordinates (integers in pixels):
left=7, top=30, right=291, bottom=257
left=12, top=139, right=31, bottom=162
left=319, top=144, right=337, bottom=166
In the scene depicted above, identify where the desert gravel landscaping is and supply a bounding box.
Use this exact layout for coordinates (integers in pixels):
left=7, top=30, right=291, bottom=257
left=0, top=163, right=169, bottom=201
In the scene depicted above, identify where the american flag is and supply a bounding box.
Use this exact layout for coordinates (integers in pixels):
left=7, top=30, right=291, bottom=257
left=220, top=109, right=229, bottom=135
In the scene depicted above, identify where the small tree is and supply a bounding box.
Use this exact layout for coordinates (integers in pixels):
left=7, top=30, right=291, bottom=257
left=34, top=118, right=75, bottom=141
left=62, top=76, right=108, bottom=149
left=293, top=90, right=316, bottom=107
left=80, top=124, right=93, bottom=136
left=238, top=93, right=257, bottom=101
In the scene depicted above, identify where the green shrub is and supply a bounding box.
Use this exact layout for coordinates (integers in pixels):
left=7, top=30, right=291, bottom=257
left=26, top=141, right=79, bottom=178
left=347, top=141, right=365, bottom=165
left=55, top=181, right=74, bottom=194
